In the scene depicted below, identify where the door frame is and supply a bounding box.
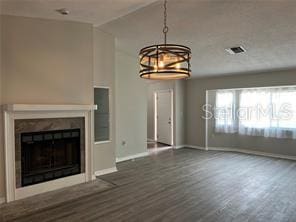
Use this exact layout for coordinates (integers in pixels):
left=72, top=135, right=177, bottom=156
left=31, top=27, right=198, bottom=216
left=154, top=89, right=174, bottom=146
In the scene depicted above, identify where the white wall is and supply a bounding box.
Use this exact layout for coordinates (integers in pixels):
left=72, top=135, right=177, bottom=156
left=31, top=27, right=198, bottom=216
left=93, top=28, right=116, bottom=170
left=115, top=50, right=147, bottom=158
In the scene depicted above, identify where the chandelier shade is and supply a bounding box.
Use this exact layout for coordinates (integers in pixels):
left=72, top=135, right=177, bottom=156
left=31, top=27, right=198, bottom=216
left=139, top=44, right=191, bottom=80
left=139, top=0, right=192, bottom=80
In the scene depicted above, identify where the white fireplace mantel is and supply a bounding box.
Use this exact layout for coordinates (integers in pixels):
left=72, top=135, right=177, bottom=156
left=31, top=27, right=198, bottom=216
left=3, top=104, right=97, bottom=203
left=3, top=104, right=97, bottom=112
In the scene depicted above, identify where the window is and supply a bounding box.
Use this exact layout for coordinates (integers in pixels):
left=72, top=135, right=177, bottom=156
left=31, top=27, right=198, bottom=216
left=215, top=90, right=236, bottom=133
left=94, top=87, right=110, bottom=142
left=214, top=86, right=296, bottom=139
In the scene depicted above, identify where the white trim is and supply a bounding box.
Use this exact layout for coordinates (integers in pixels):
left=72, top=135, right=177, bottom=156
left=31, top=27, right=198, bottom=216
left=3, top=104, right=95, bottom=202
left=0, top=197, right=5, bottom=205
left=94, top=85, right=110, bottom=89
left=94, top=86, right=112, bottom=143
left=94, top=140, right=111, bottom=145
left=205, top=90, right=209, bottom=151
left=3, top=104, right=97, bottom=112
left=154, top=89, right=174, bottom=146
left=147, top=138, right=155, bottom=142
left=181, top=144, right=296, bottom=161
left=208, top=147, right=296, bottom=161
left=94, top=167, right=118, bottom=177
left=154, top=92, right=157, bottom=141
left=206, top=84, right=296, bottom=92
left=174, top=145, right=186, bottom=149
left=116, top=152, right=149, bottom=163
left=174, top=145, right=206, bottom=150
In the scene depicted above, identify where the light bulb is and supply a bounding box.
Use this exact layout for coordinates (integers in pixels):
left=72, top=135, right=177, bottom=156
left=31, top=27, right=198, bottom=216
left=159, top=60, right=165, bottom=68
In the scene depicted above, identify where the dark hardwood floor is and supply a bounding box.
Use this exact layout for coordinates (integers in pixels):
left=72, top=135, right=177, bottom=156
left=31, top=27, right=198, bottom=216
left=3, top=148, right=296, bottom=222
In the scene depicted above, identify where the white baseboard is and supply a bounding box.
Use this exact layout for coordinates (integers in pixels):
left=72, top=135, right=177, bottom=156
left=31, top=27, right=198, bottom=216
left=208, top=146, right=296, bottom=161
left=177, top=144, right=296, bottom=161
left=0, top=197, right=5, bottom=205
left=175, top=145, right=206, bottom=150
left=116, top=152, right=149, bottom=163
left=94, top=167, right=118, bottom=177
left=174, top=145, right=186, bottom=149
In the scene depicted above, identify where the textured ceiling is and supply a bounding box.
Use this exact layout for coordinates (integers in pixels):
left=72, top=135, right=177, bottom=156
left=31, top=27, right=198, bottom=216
left=99, top=0, right=296, bottom=77
left=1, top=0, right=296, bottom=78
left=0, top=0, right=158, bottom=26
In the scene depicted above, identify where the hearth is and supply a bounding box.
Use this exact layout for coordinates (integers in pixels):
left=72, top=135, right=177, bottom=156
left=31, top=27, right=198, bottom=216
left=21, top=129, right=81, bottom=186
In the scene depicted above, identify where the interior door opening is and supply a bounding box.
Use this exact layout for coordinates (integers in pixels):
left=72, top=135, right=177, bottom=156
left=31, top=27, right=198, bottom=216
left=154, top=90, right=173, bottom=146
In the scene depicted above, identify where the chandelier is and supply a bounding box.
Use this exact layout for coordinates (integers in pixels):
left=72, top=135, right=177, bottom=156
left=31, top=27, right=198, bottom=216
left=139, top=0, right=191, bottom=80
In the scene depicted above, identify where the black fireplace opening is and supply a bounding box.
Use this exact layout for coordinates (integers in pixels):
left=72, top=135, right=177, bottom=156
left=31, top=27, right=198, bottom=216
left=21, top=128, right=81, bottom=187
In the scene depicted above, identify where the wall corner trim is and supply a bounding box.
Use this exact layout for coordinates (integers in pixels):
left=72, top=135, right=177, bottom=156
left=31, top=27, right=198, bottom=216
left=175, top=145, right=206, bottom=150
left=116, top=152, right=149, bottom=163
left=94, top=167, right=118, bottom=177
left=0, top=197, right=6, bottom=205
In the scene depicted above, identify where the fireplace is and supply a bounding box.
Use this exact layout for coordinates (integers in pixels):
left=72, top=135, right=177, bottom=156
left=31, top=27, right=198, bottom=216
left=21, top=129, right=81, bottom=187
left=3, top=104, right=95, bottom=202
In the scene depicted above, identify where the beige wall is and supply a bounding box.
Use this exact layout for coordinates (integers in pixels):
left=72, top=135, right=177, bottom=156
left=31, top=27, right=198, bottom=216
left=115, top=50, right=147, bottom=158
left=0, top=15, right=117, bottom=200
left=93, top=28, right=116, bottom=170
left=185, top=69, right=296, bottom=155
left=1, top=15, right=93, bottom=104
left=0, top=15, right=4, bottom=200
left=175, top=80, right=186, bottom=146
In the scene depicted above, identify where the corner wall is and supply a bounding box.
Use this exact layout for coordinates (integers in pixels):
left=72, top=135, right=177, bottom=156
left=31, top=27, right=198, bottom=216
left=93, top=28, right=116, bottom=171
left=115, top=50, right=147, bottom=158
left=0, top=15, right=116, bottom=201
left=185, top=69, right=296, bottom=155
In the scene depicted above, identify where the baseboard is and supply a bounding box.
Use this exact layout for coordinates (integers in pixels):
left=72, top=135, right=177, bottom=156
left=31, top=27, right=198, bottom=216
left=176, top=145, right=206, bottom=150
left=0, top=197, right=6, bottom=205
left=174, top=145, right=186, bottom=149
left=116, top=152, right=149, bottom=163
left=208, top=146, right=296, bottom=161
left=94, top=167, right=118, bottom=177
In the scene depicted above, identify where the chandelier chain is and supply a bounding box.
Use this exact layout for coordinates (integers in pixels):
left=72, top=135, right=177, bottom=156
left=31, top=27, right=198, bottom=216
left=163, top=0, right=169, bottom=44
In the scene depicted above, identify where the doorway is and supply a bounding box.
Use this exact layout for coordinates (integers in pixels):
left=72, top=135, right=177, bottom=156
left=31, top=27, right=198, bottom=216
left=147, top=89, right=173, bottom=151
left=155, top=90, right=173, bottom=145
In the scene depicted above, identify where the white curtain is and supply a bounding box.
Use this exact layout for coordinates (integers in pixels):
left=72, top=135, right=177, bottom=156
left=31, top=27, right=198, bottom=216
left=215, top=86, right=296, bottom=139
left=215, top=90, right=237, bottom=133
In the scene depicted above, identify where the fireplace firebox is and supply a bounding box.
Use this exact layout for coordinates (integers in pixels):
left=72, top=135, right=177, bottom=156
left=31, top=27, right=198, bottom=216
left=21, top=129, right=81, bottom=187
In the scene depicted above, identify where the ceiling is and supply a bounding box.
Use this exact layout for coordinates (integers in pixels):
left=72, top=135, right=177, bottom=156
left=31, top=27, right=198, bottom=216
left=99, top=0, right=296, bottom=77
left=1, top=0, right=296, bottom=78
left=0, top=0, right=158, bottom=26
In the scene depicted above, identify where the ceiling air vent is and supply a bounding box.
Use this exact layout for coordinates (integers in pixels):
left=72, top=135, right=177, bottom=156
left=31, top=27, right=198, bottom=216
left=56, top=8, right=70, bottom=15
left=225, top=46, right=246, bottom=55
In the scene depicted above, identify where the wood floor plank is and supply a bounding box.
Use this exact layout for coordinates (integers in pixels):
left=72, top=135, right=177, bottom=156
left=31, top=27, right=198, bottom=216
left=2, top=148, right=296, bottom=222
